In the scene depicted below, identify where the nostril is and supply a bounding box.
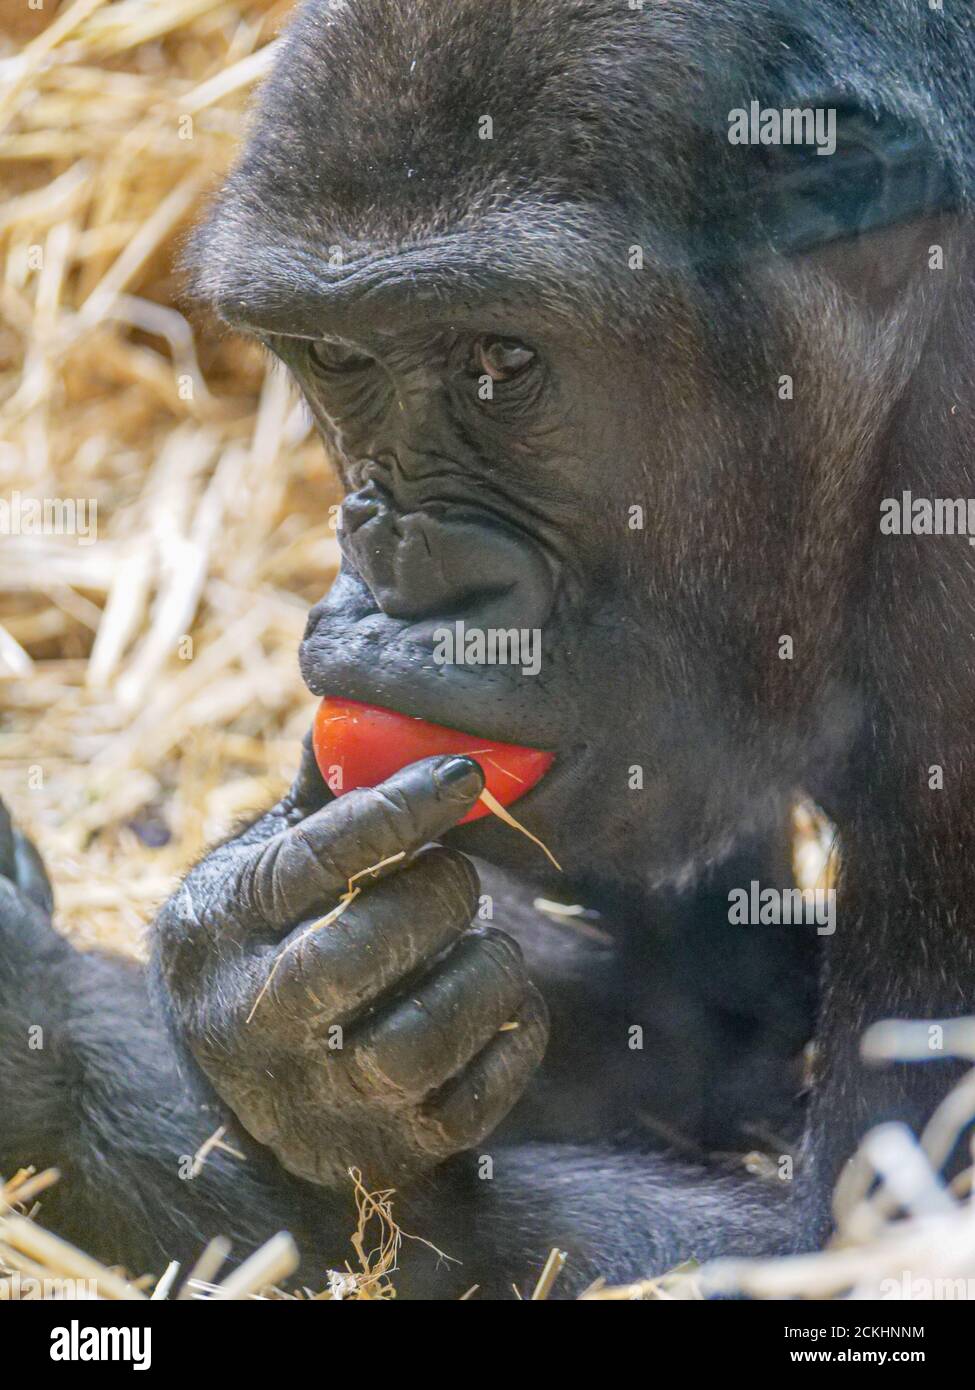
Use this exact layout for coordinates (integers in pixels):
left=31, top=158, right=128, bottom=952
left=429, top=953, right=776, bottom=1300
left=361, top=459, right=396, bottom=491
left=340, top=479, right=389, bottom=534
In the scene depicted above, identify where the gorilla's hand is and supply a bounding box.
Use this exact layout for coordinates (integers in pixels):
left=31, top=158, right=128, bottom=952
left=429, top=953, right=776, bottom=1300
left=152, top=742, right=549, bottom=1189
left=0, top=798, right=54, bottom=922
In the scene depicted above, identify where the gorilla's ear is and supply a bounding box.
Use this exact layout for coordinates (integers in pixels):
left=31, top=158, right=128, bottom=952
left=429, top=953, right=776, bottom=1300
left=756, top=99, right=959, bottom=255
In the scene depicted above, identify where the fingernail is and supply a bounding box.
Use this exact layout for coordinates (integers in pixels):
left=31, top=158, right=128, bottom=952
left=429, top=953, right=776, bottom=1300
left=435, top=756, right=484, bottom=794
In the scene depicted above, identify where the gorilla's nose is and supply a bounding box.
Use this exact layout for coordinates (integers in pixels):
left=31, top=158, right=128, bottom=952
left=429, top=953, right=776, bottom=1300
left=339, top=482, right=555, bottom=632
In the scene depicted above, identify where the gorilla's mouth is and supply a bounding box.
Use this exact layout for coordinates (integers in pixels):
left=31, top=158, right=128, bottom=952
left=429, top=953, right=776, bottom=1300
left=311, top=696, right=556, bottom=824
left=298, top=562, right=601, bottom=859
left=299, top=564, right=573, bottom=750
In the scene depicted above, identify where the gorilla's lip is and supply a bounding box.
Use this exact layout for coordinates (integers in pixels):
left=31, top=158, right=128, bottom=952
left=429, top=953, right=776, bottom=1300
left=302, top=617, right=594, bottom=852
left=300, top=573, right=573, bottom=749
left=299, top=576, right=600, bottom=873
left=303, top=633, right=568, bottom=749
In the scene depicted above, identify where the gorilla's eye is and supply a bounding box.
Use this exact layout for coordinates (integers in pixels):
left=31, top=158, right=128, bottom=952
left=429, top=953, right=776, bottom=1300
left=474, top=337, right=536, bottom=383
left=308, top=337, right=374, bottom=374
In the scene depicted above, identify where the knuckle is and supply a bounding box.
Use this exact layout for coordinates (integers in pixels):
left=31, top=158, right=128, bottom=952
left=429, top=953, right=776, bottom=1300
left=370, top=782, right=417, bottom=832
left=378, top=785, right=440, bottom=849
left=476, top=925, right=526, bottom=977
left=185, top=844, right=252, bottom=929
left=152, top=881, right=206, bottom=974
left=250, top=833, right=298, bottom=920
left=346, top=1040, right=410, bottom=1105
left=295, top=805, right=378, bottom=885
left=254, top=826, right=336, bottom=922
left=415, top=1121, right=459, bottom=1161
left=422, top=847, right=480, bottom=915
left=416, top=1093, right=489, bottom=1155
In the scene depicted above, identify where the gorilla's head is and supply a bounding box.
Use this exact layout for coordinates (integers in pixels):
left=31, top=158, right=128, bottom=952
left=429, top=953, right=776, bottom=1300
left=189, top=0, right=971, bottom=890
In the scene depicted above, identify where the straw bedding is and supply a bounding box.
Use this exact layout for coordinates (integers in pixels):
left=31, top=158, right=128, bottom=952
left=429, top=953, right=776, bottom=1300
left=1, top=0, right=336, bottom=960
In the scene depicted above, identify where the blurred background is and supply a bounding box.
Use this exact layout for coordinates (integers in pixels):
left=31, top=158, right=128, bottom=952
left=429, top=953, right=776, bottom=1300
left=0, top=0, right=336, bottom=958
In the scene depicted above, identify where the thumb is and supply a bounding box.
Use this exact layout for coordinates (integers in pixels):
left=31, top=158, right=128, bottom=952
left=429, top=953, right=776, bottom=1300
left=226, top=730, right=334, bottom=853
left=246, top=754, right=484, bottom=931
left=285, top=727, right=333, bottom=815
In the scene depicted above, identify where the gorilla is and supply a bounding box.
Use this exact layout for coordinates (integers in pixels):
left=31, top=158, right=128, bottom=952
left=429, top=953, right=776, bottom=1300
left=2, top=0, right=974, bottom=1298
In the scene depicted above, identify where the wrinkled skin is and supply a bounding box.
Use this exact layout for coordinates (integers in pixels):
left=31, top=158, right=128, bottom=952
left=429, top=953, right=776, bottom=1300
left=3, top=0, right=975, bottom=1296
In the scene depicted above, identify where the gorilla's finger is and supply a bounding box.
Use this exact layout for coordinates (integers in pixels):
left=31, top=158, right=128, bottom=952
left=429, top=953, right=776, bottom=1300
left=259, top=847, right=479, bottom=1027
left=0, top=801, right=15, bottom=883
left=13, top=831, right=54, bottom=917
left=419, top=985, right=550, bottom=1154
left=348, top=929, right=529, bottom=1102
left=286, top=728, right=333, bottom=815
left=227, top=732, right=334, bottom=854
left=0, top=806, right=52, bottom=915
left=244, top=755, right=483, bottom=930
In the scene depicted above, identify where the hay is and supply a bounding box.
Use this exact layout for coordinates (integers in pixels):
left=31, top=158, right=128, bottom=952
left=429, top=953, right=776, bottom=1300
left=0, top=0, right=337, bottom=959
left=0, top=1164, right=303, bottom=1299
left=478, top=786, right=562, bottom=872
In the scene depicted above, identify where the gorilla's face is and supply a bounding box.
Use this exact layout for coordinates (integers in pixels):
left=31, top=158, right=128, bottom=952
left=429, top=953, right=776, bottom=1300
left=191, top=0, right=958, bottom=888
left=291, top=314, right=685, bottom=881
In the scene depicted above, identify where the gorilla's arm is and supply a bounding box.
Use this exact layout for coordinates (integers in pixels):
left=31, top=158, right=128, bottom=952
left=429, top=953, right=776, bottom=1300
left=397, top=1146, right=793, bottom=1297
left=0, top=803, right=349, bottom=1277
